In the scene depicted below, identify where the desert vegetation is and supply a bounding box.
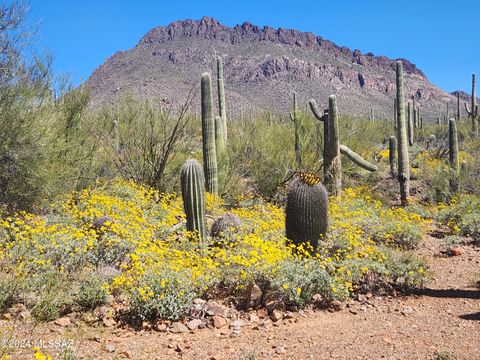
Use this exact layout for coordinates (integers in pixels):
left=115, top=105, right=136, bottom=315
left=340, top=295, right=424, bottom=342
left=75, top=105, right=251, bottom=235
left=0, top=1, right=479, bottom=359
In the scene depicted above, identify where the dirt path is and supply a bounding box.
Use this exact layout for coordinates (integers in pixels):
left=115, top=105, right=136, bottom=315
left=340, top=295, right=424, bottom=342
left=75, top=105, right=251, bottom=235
left=2, top=234, right=479, bottom=360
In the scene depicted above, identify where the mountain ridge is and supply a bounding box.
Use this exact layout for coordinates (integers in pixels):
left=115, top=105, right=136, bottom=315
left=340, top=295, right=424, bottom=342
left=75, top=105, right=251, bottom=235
left=86, top=16, right=460, bottom=119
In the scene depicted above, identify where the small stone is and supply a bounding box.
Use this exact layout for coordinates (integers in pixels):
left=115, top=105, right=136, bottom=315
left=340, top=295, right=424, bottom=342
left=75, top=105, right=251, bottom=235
left=102, top=317, right=116, bottom=327
left=401, top=306, right=414, bottom=316
left=270, top=309, right=284, bottom=322
left=54, top=317, right=71, bottom=327
left=170, top=322, right=188, bottom=333
left=357, top=294, right=367, bottom=302
left=257, top=308, right=268, bottom=319
left=121, top=350, right=132, bottom=358
left=330, top=300, right=345, bottom=311
left=105, top=344, right=116, bottom=353
left=187, top=319, right=203, bottom=331
left=275, top=345, right=286, bottom=355
left=206, top=302, right=229, bottom=317
left=350, top=309, right=358, bottom=315
left=283, top=311, right=294, bottom=319
left=19, top=310, right=31, bottom=320
left=246, top=283, right=263, bottom=306
left=265, top=299, right=285, bottom=313
left=249, top=313, right=260, bottom=323
left=449, top=247, right=462, bottom=256
left=212, top=315, right=227, bottom=329
left=155, top=321, right=168, bottom=332
left=141, top=321, right=152, bottom=331
left=312, top=293, right=323, bottom=302
left=193, top=298, right=206, bottom=305
left=1, top=313, right=11, bottom=320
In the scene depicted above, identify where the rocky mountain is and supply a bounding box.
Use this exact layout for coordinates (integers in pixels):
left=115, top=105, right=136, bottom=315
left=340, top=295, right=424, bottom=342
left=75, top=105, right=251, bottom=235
left=86, top=17, right=460, bottom=120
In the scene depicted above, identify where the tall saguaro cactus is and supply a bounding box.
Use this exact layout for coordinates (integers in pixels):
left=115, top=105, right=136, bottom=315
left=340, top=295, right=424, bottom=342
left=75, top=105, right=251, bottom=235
left=309, top=95, right=377, bottom=197
left=216, top=57, right=228, bottom=142
left=389, top=136, right=397, bottom=177
left=396, top=61, right=410, bottom=205
left=465, top=73, right=479, bottom=136
left=449, top=118, right=459, bottom=193
left=407, top=102, right=414, bottom=146
left=201, top=73, right=218, bottom=196
left=181, top=159, right=207, bottom=242
left=290, top=92, right=303, bottom=167
left=214, top=115, right=225, bottom=158
left=393, top=97, right=397, bottom=133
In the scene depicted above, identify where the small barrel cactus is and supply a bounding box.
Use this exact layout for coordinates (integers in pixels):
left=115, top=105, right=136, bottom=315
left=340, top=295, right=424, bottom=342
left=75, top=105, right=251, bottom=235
left=180, top=159, right=207, bottom=242
left=210, top=213, right=242, bottom=239
left=285, top=172, right=328, bottom=253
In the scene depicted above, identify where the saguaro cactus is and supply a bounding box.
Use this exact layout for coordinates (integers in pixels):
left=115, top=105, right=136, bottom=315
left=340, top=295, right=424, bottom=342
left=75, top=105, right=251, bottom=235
left=285, top=172, right=328, bottom=253
left=465, top=73, right=479, bottom=136
left=389, top=136, right=397, bottom=177
left=393, top=97, right=398, bottom=133
left=396, top=61, right=410, bottom=205
left=457, top=92, right=461, bottom=122
left=214, top=115, right=225, bottom=159
left=201, top=73, right=218, bottom=196
left=449, top=118, right=459, bottom=193
left=407, top=102, right=414, bottom=146
left=216, top=57, right=228, bottom=142
left=181, top=159, right=207, bottom=242
left=309, top=95, right=377, bottom=197
left=290, top=91, right=303, bottom=167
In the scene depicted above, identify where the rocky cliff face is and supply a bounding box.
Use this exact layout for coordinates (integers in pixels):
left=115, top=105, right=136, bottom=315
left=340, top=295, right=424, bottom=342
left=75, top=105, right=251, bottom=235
left=86, top=17, right=458, bottom=119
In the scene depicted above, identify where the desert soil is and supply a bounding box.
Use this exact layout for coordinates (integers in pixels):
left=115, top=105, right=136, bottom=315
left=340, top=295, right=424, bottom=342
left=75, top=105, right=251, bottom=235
left=1, top=229, right=479, bottom=360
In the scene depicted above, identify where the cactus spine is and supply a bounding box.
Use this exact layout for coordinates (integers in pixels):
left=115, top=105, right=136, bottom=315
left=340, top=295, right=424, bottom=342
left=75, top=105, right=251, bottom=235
left=465, top=73, right=479, bottom=136
left=449, top=118, right=459, bottom=193
left=181, top=159, right=207, bottom=242
left=285, top=173, right=328, bottom=253
left=389, top=136, right=397, bottom=177
left=201, top=72, right=218, bottom=196
left=216, top=57, right=228, bottom=142
left=396, top=61, right=410, bottom=205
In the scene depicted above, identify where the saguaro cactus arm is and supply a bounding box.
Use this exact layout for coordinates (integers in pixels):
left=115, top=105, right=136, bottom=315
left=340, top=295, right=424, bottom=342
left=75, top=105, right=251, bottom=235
left=309, top=99, right=325, bottom=121
left=216, top=57, right=228, bottom=142
left=201, top=72, right=218, bottom=196
left=339, top=145, right=377, bottom=172
left=396, top=61, right=410, bottom=205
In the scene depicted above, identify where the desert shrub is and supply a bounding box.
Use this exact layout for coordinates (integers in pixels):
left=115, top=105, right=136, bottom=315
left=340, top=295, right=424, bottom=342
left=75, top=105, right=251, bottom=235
left=129, top=267, right=197, bottom=320
left=437, top=195, right=480, bottom=243
left=76, top=275, right=109, bottom=310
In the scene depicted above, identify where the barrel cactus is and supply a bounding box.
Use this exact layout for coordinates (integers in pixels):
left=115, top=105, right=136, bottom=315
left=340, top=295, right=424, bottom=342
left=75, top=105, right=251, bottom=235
left=285, top=172, right=328, bottom=253
left=180, top=159, right=207, bottom=242
left=210, top=213, right=242, bottom=243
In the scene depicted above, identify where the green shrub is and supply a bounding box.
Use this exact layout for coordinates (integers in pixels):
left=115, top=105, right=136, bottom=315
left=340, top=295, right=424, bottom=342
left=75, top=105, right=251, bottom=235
left=76, top=275, right=109, bottom=310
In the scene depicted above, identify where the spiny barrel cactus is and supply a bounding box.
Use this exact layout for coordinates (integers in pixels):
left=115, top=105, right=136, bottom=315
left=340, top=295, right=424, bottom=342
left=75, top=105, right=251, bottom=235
left=449, top=118, right=459, bottom=193
left=389, top=136, right=397, bottom=177
left=201, top=72, right=218, bottom=196
left=465, top=73, right=478, bottom=136
left=396, top=61, right=410, bottom=205
left=180, top=159, right=207, bottom=242
left=285, top=172, right=328, bottom=253
left=216, top=57, right=228, bottom=142
left=211, top=213, right=242, bottom=239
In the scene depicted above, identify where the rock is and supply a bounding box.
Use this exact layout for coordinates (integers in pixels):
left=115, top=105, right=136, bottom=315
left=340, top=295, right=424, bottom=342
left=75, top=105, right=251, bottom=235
left=121, top=350, right=132, bottom=358
left=205, top=302, right=229, bottom=317
left=283, top=311, right=294, bottom=319
left=1, top=313, right=11, bottom=320
left=270, top=310, right=284, bottom=322
left=357, top=293, right=367, bottom=302
left=257, top=308, right=268, bottom=319
left=249, top=313, right=260, bottom=323
left=212, top=315, right=227, bottom=329
left=330, top=300, right=345, bottom=311
left=187, top=319, right=203, bottom=331
left=449, top=247, right=462, bottom=256
left=246, top=283, right=263, bottom=307
left=312, top=294, right=323, bottom=302
left=350, top=309, right=358, bottom=315
left=265, top=299, right=285, bottom=313
left=274, top=345, right=286, bottom=355
left=193, top=298, right=206, bottom=305
left=141, top=321, right=152, bottom=331
left=154, top=321, right=168, bottom=332
left=170, top=322, right=189, bottom=333
left=102, top=317, right=116, bottom=327
left=401, top=306, right=414, bottom=316
left=19, top=309, right=31, bottom=320
left=105, top=344, right=116, bottom=353
left=8, top=303, right=26, bottom=316
left=54, top=317, right=71, bottom=327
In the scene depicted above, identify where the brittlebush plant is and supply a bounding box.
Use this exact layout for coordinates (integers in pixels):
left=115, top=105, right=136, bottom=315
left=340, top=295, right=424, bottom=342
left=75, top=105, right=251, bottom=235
left=0, top=180, right=428, bottom=320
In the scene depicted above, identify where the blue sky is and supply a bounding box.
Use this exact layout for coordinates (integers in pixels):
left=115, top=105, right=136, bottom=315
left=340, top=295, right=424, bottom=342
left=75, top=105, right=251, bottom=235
left=29, top=0, right=479, bottom=92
